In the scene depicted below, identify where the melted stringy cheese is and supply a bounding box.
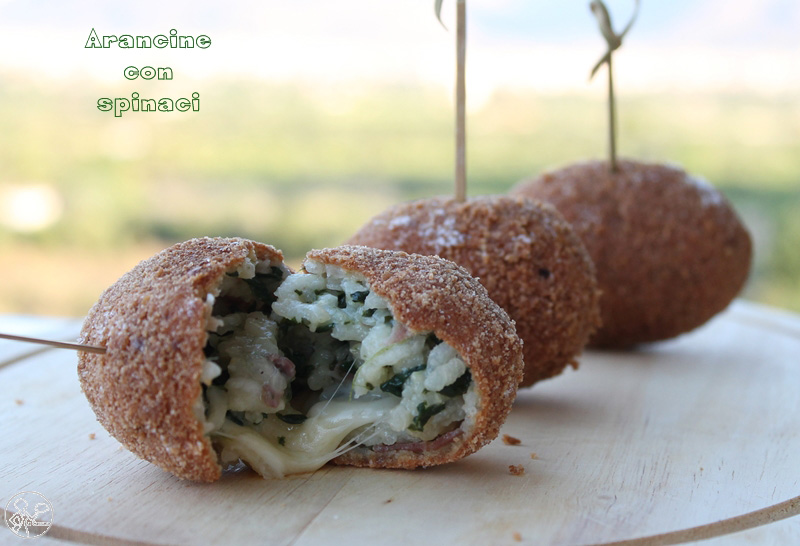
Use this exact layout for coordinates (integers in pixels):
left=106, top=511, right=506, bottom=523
left=203, top=257, right=475, bottom=478
left=215, top=397, right=397, bottom=477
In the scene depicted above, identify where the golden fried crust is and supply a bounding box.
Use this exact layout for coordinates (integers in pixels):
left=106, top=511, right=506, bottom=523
left=80, top=239, right=521, bottom=479
left=78, top=237, right=284, bottom=482
left=512, top=159, right=752, bottom=347
left=306, top=245, right=524, bottom=469
left=346, top=196, right=601, bottom=387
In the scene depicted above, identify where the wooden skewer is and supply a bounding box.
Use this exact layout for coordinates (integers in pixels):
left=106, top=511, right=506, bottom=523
left=606, top=52, right=617, bottom=172
left=454, top=0, right=467, bottom=202
left=0, top=333, right=106, bottom=354
left=589, top=0, right=640, bottom=174
left=435, top=0, right=467, bottom=202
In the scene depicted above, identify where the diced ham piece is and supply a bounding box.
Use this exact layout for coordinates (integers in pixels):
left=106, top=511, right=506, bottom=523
left=261, top=384, right=283, bottom=408
left=372, top=428, right=463, bottom=453
left=387, top=322, right=413, bottom=345
left=269, top=354, right=296, bottom=379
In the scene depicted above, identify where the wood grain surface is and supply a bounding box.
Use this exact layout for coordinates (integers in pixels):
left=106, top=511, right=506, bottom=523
left=1, top=301, right=799, bottom=545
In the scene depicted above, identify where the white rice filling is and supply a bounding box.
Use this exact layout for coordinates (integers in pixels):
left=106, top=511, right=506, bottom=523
left=200, top=257, right=477, bottom=477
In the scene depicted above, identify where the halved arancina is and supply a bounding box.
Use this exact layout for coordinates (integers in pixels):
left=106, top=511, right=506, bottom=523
left=78, top=238, right=523, bottom=482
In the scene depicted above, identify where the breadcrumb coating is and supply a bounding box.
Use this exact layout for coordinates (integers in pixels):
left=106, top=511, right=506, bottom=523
left=79, top=237, right=283, bottom=482
left=512, top=159, right=752, bottom=347
left=78, top=238, right=523, bottom=480
left=347, top=196, right=601, bottom=386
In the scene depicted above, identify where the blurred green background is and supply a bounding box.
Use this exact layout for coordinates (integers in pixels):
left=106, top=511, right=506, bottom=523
left=0, top=78, right=797, bottom=317
left=1, top=0, right=798, bottom=318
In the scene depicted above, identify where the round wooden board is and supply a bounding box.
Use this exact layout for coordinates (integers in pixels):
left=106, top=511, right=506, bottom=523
left=1, top=301, right=799, bottom=545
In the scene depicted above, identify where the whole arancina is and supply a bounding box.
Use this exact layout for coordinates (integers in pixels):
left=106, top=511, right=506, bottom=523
left=347, top=195, right=601, bottom=386
left=512, top=159, right=752, bottom=347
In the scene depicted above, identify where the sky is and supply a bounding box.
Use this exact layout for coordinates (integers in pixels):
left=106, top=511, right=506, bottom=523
left=0, top=0, right=798, bottom=104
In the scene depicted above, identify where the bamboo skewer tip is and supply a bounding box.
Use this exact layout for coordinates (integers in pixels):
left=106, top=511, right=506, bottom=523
left=0, top=332, right=106, bottom=354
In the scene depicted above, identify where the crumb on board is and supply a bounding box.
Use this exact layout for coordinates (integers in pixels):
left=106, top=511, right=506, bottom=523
left=513, top=531, right=523, bottom=542
left=108, top=497, right=113, bottom=502
left=14, top=399, right=24, bottom=405
left=502, top=434, right=521, bottom=446
left=509, top=464, right=525, bottom=476
left=89, top=433, right=96, bottom=440
left=530, top=452, right=538, bottom=460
